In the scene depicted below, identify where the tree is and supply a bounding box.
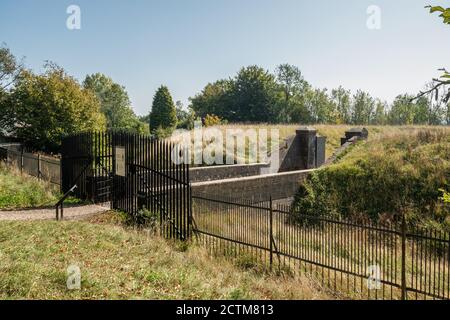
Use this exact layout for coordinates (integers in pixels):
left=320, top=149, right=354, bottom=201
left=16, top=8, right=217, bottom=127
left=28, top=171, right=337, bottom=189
left=175, top=101, right=196, bottom=129
left=0, top=44, right=23, bottom=132
left=388, top=94, right=416, bottom=125
left=149, top=85, right=177, bottom=132
left=189, top=80, right=233, bottom=120
left=415, top=6, right=450, bottom=104
left=331, top=86, right=351, bottom=124
left=275, top=64, right=309, bottom=123
left=351, top=90, right=374, bottom=125
left=231, top=65, right=280, bottom=123
left=372, top=99, right=387, bottom=125
left=3, top=64, right=105, bottom=152
left=0, top=44, right=22, bottom=91
left=83, top=73, right=147, bottom=134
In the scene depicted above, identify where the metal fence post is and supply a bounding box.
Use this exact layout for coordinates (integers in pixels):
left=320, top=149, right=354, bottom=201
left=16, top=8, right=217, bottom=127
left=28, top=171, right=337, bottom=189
left=269, top=196, right=273, bottom=270
left=401, top=213, right=407, bottom=300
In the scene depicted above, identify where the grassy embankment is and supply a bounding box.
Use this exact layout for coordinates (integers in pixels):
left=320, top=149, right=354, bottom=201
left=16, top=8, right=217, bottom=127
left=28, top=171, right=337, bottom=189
left=293, top=126, right=450, bottom=230
left=0, top=212, right=330, bottom=299
left=0, top=162, right=60, bottom=209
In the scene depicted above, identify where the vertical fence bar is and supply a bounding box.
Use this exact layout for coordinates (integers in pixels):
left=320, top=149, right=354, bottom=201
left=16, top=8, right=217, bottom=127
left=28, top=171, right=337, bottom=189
left=401, top=213, right=407, bottom=300
left=269, top=196, right=273, bottom=270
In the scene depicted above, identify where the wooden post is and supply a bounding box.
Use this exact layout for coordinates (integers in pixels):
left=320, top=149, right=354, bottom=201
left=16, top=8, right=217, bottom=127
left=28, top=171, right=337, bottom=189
left=37, top=154, right=41, bottom=180
left=20, top=150, right=24, bottom=174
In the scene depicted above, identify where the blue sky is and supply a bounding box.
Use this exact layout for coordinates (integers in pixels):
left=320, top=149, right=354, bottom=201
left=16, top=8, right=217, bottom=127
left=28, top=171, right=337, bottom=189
left=1, top=0, right=449, bottom=116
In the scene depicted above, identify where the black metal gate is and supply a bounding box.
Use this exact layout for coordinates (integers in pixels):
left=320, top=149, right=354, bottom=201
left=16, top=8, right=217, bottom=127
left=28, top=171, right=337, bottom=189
left=61, top=131, right=191, bottom=239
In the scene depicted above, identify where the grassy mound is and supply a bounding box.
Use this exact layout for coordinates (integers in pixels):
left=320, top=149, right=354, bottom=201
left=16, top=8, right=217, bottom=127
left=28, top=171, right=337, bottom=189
left=0, top=215, right=329, bottom=299
left=0, top=162, right=60, bottom=209
left=294, top=128, right=450, bottom=230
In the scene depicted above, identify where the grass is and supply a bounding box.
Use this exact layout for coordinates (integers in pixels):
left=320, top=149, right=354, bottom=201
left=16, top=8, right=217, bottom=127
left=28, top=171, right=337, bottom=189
left=0, top=212, right=330, bottom=299
left=181, top=124, right=450, bottom=161
left=0, top=162, right=60, bottom=209
left=193, top=198, right=450, bottom=300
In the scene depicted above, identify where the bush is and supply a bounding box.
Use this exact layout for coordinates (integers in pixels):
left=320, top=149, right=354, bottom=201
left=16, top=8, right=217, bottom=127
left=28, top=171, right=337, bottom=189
left=204, top=114, right=226, bottom=127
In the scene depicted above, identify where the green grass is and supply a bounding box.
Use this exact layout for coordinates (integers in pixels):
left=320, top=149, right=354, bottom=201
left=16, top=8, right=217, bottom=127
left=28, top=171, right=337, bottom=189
left=0, top=213, right=330, bottom=299
left=0, top=162, right=61, bottom=209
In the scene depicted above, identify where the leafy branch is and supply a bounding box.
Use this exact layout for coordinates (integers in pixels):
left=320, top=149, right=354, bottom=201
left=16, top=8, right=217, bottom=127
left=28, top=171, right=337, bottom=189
left=413, top=6, right=450, bottom=102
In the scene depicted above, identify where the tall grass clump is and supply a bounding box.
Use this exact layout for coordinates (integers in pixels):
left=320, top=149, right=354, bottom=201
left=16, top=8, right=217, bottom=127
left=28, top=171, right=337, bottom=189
left=294, top=128, right=450, bottom=231
left=0, top=162, right=60, bottom=209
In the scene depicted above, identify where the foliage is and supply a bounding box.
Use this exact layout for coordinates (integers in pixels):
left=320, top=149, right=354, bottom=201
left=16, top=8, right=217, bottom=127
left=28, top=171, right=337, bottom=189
left=441, top=189, right=450, bottom=204
left=2, top=64, right=106, bottom=152
left=149, top=85, right=177, bottom=133
left=0, top=44, right=23, bottom=131
left=204, top=114, right=225, bottom=127
left=293, top=129, right=450, bottom=230
left=0, top=162, right=59, bottom=209
left=190, top=64, right=450, bottom=126
left=83, top=73, right=148, bottom=135
left=175, top=101, right=196, bottom=130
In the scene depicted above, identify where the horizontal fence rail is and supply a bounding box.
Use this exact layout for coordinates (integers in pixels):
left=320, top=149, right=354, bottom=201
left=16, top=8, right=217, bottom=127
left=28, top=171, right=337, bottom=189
left=192, top=194, right=450, bottom=300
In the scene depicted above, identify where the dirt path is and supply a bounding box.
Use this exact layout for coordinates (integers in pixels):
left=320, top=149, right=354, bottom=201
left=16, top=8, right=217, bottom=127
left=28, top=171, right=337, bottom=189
left=0, top=204, right=109, bottom=221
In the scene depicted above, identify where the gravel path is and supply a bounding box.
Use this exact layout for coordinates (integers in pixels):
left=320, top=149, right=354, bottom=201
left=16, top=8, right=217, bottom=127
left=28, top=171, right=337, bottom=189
left=0, top=204, right=110, bottom=221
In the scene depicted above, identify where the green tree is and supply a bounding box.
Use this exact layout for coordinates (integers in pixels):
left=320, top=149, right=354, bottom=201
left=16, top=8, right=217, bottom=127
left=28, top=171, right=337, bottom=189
left=175, top=101, right=196, bottom=129
left=275, top=64, right=309, bottom=123
left=83, top=73, right=147, bottom=134
left=0, top=44, right=23, bottom=131
left=351, top=90, right=374, bottom=125
left=231, top=65, right=280, bottom=122
left=149, top=85, right=177, bottom=132
left=3, top=64, right=105, bottom=152
left=372, top=99, right=387, bottom=125
left=189, top=80, right=233, bottom=120
left=331, top=86, right=351, bottom=124
left=388, top=94, right=416, bottom=125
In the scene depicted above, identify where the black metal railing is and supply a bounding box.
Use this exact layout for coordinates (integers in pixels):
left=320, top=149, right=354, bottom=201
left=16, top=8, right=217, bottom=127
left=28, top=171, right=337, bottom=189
left=55, top=185, right=77, bottom=220
left=192, top=193, right=450, bottom=300
left=60, top=131, right=191, bottom=239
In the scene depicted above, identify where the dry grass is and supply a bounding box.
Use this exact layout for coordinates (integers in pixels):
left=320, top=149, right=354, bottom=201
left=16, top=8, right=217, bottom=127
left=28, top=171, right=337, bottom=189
left=0, top=212, right=331, bottom=300
left=193, top=199, right=450, bottom=300
left=181, top=124, right=450, bottom=161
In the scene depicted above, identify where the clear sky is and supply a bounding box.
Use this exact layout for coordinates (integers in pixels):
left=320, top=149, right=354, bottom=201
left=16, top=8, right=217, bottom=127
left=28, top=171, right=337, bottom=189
left=1, top=0, right=449, bottom=116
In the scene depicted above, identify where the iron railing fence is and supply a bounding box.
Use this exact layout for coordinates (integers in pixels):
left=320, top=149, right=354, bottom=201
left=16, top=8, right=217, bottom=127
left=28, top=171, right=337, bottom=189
left=61, top=131, right=192, bottom=239
left=192, top=194, right=450, bottom=300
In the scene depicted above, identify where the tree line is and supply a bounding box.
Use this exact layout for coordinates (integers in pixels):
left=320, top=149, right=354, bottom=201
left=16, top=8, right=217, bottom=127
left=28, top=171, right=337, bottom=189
left=189, top=64, right=450, bottom=126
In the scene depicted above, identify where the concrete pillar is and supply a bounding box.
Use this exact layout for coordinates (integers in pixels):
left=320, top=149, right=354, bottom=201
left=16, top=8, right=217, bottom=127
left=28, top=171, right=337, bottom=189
left=297, top=127, right=317, bottom=170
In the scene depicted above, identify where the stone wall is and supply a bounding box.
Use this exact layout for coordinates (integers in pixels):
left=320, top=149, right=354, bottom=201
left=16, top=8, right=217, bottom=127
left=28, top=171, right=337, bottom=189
left=190, top=163, right=269, bottom=182
left=192, top=169, right=315, bottom=201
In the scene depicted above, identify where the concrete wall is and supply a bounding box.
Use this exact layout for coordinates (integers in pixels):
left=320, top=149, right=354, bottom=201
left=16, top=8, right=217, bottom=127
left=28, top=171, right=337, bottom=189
left=192, top=169, right=315, bottom=201
left=190, top=163, right=269, bottom=182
